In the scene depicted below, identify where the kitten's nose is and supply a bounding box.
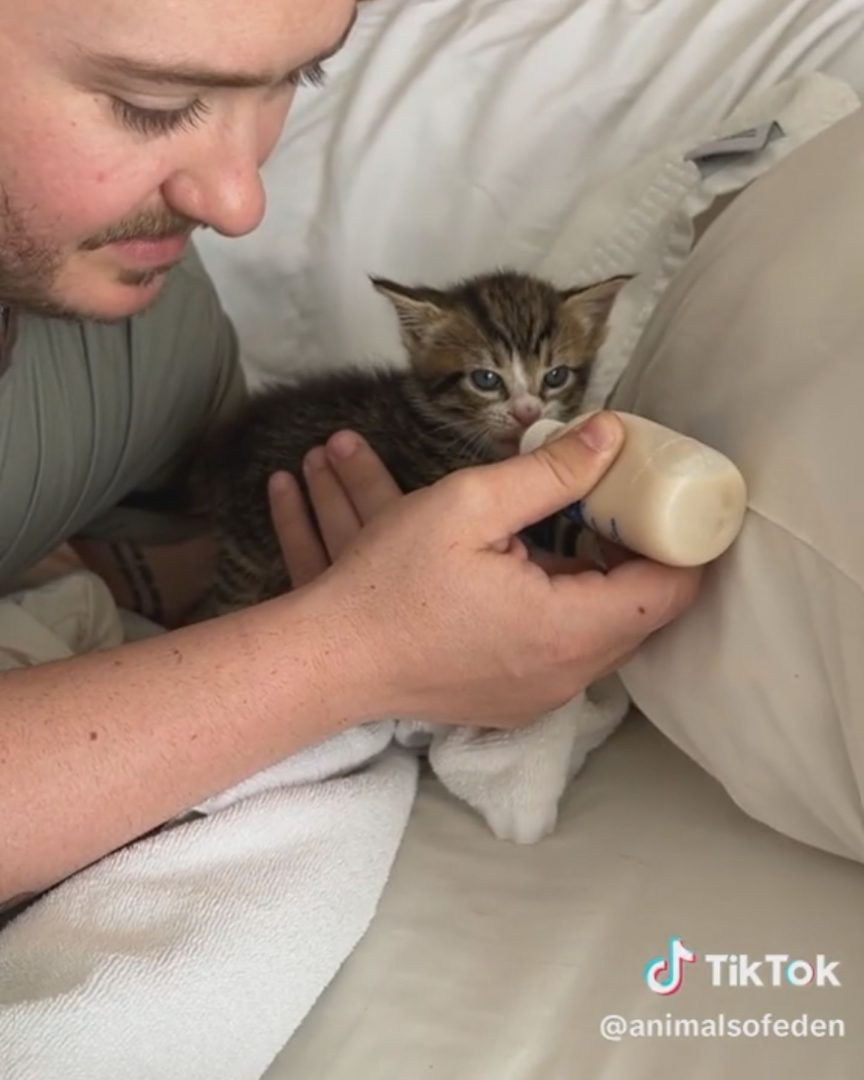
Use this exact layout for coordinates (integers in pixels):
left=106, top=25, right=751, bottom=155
left=511, top=400, right=542, bottom=427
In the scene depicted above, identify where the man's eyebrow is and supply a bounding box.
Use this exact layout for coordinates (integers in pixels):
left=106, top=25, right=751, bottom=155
left=79, top=10, right=356, bottom=90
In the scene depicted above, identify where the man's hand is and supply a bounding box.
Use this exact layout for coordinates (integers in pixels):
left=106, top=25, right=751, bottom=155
left=268, top=429, right=597, bottom=584
left=268, top=429, right=403, bottom=587
left=268, top=414, right=702, bottom=730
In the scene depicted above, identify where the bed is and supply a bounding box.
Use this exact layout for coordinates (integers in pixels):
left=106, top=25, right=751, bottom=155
left=193, top=2, right=864, bottom=1075
left=4, top=3, right=864, bottom=1078
left=266, top=718, right=864, bottom=1078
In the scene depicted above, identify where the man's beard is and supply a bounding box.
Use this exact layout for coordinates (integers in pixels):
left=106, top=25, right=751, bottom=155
left=0, top=189, right=62, bottom=315
left=0, top=188, right=198, bottom=321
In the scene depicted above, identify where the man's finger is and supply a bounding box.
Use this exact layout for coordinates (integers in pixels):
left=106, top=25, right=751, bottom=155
left=302, top=446, right=363, bottom=560
left=529, top=550, right=596, bottom=576
left=324, top=430, right=403, bottom=525
left=268, top=471, right=329, bottom=587
left=593, top=647, right=640, bottom=681
left=558, top=556, right=703, bottom=640
left=460, top=412, right=626, bottom=539
left=593, top=535, right=637, bottom=570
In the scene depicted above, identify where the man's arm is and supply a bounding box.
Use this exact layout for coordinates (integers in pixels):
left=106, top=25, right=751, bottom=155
left=0, top=582, right=369, bottom=905
left=0, top=417, right=700, bottom=907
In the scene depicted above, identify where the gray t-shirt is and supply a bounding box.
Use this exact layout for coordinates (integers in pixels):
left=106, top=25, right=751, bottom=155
left=0, top=246, right=245, bottom=589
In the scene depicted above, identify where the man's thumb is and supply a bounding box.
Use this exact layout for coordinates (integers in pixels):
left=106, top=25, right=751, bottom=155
left=480, top=411, right=626, bottom=536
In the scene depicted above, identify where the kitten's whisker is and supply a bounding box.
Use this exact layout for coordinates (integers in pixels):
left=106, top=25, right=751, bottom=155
left=412, top=412, right=488, bottom=457
left=449, top=425, right=495, bottom=463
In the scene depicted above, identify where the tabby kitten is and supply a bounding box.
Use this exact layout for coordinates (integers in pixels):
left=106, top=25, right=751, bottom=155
left=193, top=270, right=628, bottom=615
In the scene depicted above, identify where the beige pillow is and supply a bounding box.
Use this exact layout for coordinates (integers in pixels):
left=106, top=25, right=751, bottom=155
left=610, top=106, right=864, bottom=862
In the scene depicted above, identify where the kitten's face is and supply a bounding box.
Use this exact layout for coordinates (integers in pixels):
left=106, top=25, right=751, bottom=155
left=373, top=271, right=630, bottom=457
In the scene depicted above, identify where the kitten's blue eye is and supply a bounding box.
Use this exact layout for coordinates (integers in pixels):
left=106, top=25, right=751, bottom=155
left=544, top=366, right=572, bottom=390
left=469, top=369, right=503, bottom=392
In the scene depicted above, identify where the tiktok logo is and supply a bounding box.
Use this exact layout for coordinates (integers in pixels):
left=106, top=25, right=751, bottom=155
left=643, top=936, right=697, bottom=995
left=641, top=938, right=839, bottom=995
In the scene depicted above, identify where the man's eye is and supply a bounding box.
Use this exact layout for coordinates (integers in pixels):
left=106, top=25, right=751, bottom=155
left=287, top=61, right=328, bottom=89
left=111, top=97, right=212, bottom=137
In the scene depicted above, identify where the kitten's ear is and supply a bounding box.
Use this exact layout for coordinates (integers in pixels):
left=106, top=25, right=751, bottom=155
left=560, top=275, right=632, bottom=350
left=371, top=276, right=450, bottom=351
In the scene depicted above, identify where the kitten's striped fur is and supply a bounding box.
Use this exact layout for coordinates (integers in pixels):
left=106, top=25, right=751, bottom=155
left=192, top=270, right=628, bottom=616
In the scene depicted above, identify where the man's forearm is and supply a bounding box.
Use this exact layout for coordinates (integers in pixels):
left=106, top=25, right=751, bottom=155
left=0, top=585, right=370, bottom=903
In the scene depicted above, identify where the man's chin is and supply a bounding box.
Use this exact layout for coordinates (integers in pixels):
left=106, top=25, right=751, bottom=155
left=43, top=261, right=177, bottom=322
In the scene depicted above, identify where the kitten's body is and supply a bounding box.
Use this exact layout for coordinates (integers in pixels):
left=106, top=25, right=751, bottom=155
left=198, top=365, right=498, bottom=610
left=193, top=269, right=629, bottom=616
left=189, top=268, right=633, bottom=843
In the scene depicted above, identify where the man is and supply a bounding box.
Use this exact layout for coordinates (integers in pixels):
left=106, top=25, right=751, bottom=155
left=0, top=0, right=700, bottom=907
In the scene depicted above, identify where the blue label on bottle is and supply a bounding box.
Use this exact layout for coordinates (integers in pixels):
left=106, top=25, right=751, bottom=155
left=562, top=503, right=622, bottom=546
left=562, top=501, right=586, bottom=527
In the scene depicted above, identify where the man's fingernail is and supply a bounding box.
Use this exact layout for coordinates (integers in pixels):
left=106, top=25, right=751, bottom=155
left=270, top=471, right=291, bottom=494
left=303, top=446, right=327, bottom=472
left=576, top=412, right=619, bottom=452
left=327, top=430, right=360, bottom=460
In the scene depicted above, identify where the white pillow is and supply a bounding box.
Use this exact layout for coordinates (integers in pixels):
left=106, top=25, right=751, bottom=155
left=611, top=107, right=864, bottom=862
left=196, top=0, right=864, bottom=386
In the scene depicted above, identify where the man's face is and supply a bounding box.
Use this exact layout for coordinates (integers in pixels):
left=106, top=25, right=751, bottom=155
left=0, top=0, right=354, bottom=320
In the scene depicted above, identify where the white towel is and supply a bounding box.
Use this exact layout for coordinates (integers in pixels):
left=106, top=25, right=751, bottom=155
left=0, top=573, right=417, bottom=1080
left=1, top=747, right=416, bottom=1080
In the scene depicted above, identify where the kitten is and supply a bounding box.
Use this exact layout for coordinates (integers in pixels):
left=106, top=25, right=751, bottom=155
left=192, top=269, right=629, bottom=617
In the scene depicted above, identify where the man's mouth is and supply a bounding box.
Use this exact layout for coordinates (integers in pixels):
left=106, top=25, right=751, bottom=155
left=107, top=233, right=190, bottom=268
